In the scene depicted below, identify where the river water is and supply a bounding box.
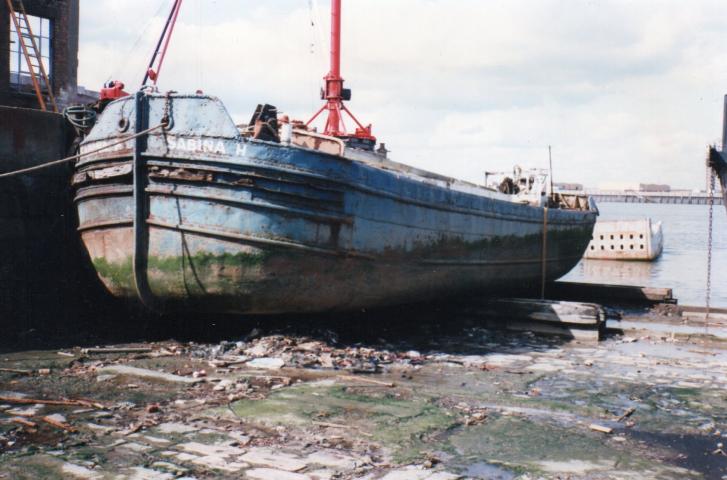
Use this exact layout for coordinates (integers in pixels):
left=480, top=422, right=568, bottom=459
left=562, top=202, right=727, bottom=307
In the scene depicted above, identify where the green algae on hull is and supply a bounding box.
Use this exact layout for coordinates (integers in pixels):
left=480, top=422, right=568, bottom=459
left=92, top=251, right=269, bottom=297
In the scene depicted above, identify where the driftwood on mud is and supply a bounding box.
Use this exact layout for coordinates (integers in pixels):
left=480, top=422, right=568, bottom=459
left=0, top=395, right=104, bottom=409
left=0, top=368, right=33, bottom=375
left=337, top=375, right=395, bottom=387
left=42, top=415, right=77, bottom=432
left=82, top=347, right=153, bottom=355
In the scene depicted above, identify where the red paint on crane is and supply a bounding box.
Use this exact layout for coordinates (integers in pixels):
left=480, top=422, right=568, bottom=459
left=307, top=0, right=376, bottom=145
left=152, top=0, right=183, bottom=86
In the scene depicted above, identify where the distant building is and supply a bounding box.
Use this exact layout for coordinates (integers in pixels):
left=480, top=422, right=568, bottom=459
left=553, top=182, right=583, bottom=191
left=639, top=183, right=671, bottom=193
left=598, top=182, right=640, bottom=191
left=0, top=0, right=94, bottom=109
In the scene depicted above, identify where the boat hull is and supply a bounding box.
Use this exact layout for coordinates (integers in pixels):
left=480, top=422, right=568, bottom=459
left=74, top=94, right=597, bottom=314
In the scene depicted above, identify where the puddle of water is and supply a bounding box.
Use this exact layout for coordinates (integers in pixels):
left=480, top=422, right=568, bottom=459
left=609, top=320, right=727, bottom=339
left=627, top=429, right=727, bottom=479
left=464, top=461, right=516, bottom=479
left=449, top=415, right=705, bottom=479
left=607, top=340, right=727, bottom=362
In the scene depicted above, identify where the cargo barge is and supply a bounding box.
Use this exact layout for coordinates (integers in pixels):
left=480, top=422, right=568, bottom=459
left=72, top=0, right=598, bottom=314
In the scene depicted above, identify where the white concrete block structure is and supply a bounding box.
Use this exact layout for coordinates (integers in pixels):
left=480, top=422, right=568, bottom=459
left=584, top=219, right=663, bottom=261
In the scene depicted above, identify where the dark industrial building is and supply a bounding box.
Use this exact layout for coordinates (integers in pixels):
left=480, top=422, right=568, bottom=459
left=0, top=0, right=105, bottom=346
left=0, top=0, right=89, bottom=109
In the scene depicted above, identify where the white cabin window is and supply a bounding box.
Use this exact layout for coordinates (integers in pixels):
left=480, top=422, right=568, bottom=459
left=9, top=14, right=52, bottom=88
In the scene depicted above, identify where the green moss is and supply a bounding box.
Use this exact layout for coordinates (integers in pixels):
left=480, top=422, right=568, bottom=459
left=668, top=387, right=701, bottom=400
left=0, top=455, right=69, bottom=480
left=227, top=384, right=456, bottom=462
left=450, top=415, right=656, bottom=476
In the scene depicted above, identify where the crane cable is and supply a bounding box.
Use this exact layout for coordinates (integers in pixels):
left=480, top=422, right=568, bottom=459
left=106, top=0, right=170, bottom=84
left=142, top=0, right=183, bottom=86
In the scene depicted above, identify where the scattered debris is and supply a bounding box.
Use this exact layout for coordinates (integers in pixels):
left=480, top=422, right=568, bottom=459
left=10, top=418, right=36, bottom=428
left=81, top=347, right=153, bottom=355
left=337, top=374, right=395, bottom=387
left=247, top=357, right=285, bottom=370
left=588, top=424, right=614, bottom=434
left=463, top=410, right=488, bottom=426
left=98, top=365, right=204, bottom=384
left=0, top=368, right=32, bottom=375
left=6, top=404, right=44, bottom=417
left=42, top=414, right=76, bottom=432
left=0, top=395, right=104, bottom=409
left=0, top=312, right=725, bottom=479
left=616, top=407, right=636, bottom=422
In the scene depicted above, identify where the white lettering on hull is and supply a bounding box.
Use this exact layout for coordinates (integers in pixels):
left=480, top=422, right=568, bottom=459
left=82, top=137, right=249, bottom=158
left=167, top=137, right=227, bottom=155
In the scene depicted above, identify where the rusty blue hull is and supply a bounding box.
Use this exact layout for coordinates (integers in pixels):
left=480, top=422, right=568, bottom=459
left=73, top=93, right=598, bottom=314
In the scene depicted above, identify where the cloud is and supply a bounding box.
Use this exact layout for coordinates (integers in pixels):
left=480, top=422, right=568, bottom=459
left=79, top=0, right=727, bottom=189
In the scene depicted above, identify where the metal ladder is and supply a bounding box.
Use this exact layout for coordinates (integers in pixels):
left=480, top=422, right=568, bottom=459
left=6, top=0, right=58, bottom=112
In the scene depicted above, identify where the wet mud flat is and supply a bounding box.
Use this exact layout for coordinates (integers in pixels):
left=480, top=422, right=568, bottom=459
left=0, top=306, right=726, bottom=479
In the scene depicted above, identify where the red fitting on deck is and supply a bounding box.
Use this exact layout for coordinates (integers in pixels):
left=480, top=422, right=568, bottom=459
left=99, top=80, right=129, bottom=101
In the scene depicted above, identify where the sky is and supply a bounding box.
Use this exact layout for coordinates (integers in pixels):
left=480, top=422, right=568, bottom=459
left=78, top=0, right=727, bottom=190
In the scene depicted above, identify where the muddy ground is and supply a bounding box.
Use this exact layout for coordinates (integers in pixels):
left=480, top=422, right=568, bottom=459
left=0, top=305, right=725, bottom=480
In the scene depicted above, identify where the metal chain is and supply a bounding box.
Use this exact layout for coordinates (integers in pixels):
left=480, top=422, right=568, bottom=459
left=706, top=168, right=715, bottom=327
left=540, top=207, right=548, bottom=300
left=161, top=91, right=173, bottom=128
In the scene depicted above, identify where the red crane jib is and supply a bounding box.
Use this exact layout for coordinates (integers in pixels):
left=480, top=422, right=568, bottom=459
left=307, top=0, right=376, bottom=148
